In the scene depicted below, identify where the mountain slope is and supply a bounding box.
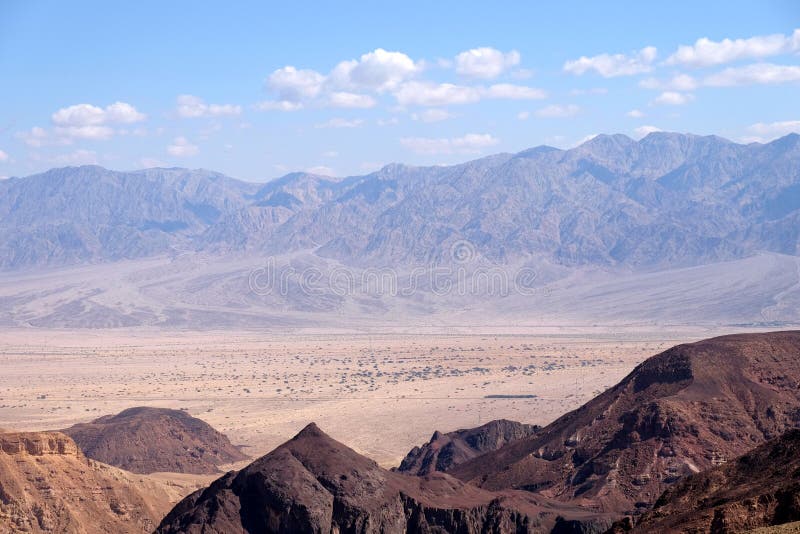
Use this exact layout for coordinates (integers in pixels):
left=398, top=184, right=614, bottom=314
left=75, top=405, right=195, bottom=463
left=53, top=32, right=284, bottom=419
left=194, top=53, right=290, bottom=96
left=447, top=331, right=800, bottom=514
left=397, top=419, right=540, bottom=475
left=0, top=431, right=173, bottom=533
left=155, top=423, right=612, bottom=534
left=629, top=429, right=800, bottom=533
left=61, top=407, right=248, bottom=474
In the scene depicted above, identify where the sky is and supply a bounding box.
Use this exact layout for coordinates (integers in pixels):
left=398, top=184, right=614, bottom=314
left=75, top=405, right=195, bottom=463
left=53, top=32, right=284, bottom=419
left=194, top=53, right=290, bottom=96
left=0, top=0, right=799, bottom=182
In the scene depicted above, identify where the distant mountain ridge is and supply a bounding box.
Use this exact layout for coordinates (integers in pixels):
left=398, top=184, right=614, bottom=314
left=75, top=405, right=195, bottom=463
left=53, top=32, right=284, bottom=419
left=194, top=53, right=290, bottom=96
left=2, top=132, right=799, bottom=272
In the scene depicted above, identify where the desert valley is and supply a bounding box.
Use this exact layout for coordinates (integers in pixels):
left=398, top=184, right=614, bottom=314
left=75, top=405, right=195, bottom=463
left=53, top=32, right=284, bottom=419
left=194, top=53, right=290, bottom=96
left=3, top=4, right=800, bottom=532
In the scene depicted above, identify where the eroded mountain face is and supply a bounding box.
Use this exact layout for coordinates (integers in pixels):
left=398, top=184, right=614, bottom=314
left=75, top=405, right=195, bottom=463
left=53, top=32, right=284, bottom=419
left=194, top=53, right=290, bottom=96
left=0, top=431, right=172, bottom=533
left=397, top=419, right=540, bottom=475
left=626, top=429, right=800, bottom=533
left=448, top=331, right=800, bottom=514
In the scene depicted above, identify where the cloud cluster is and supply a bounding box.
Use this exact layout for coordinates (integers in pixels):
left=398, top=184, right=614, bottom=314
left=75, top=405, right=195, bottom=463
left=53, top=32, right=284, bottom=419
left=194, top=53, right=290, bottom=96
left=400, top=133, right=499, bottom=155
left=259, top=47, right=541, bottom=110
left=455, top=47, right=520, bottom=79
left=51, top=102, right=146, bottom=140
left=743, top=120, right=800, bottom=142
left=0, top=149, right=8, bottom=162
left=667, top=29, right=800, bottom=67
left=176, top=95, right=241, bottom=118
left=167, top=136, right=199, bottom=157
left=651, top=91, right=695, bottom=106
left=564, top=47, right=657, bottom=77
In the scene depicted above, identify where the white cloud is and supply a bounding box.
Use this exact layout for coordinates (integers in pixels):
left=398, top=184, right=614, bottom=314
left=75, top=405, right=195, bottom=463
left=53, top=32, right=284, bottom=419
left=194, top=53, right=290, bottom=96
left=54, top=125, right=115, bottom=140
left=744, top=120, right=800, bottom=142
left=484, top=83, right=547, bottom=100
left=400, top=133, right=499, bottom=155
left=666, top=29, right=800, bottom=67
left=45, top=102, right=145, bottom=142
left=454, top=47, right=520, bottom=79
left=167, top=136, right=199, bottom=157
left=394, top=81, right=545, bottom=106
left=15, top=126, right=50, bottom=147
left=564, top=46, right=657, bottom=77
left=267, top=66, right=326, bottom=102
left=53, top=149, right=98, bottom=166
left=328, top=92, right=377, bottom=109
left=634, top=125, right=662, bottom=138
left=517, top=111, right=530, bottom=120
left=535, top=104, right=580, bottom=118
left=176, top=95, right=241, bottom=118
left=254, top=100, right=304, bottom=112
left=322, top=150, right=339, bottom=158
left=703, top=63, right=800, bottom=87
left=376, top=117, right=399, bottom=126
left=639, top=73, right=698, bottom=91
left=0, top=149, right=8, bottom=162
left=411, top=109, right=454, bottom=123
left=626, top=109, right=645, bottom=118
left=394, top=81, right=481, bottom=106
left=306, top=165, right=335, bottom=176
left=570, top=87, right=608, bottom=95
left=52, top=102, right=145, bottom=126
left=329, top=49, right=419, bottom=92
left=314, top=118, right=364, bottom=129
left=651, top=91, right=695, bottom=106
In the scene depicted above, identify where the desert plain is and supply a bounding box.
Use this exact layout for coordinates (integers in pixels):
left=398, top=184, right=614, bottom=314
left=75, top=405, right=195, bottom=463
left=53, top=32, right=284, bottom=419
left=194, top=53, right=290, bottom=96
left=0, top=325, right=775, bottom=471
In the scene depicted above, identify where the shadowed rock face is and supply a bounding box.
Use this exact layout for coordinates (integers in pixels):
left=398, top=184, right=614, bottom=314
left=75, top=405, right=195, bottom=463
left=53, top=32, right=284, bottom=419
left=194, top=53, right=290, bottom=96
left=397, top=419, right=540, bottom=475
left=447, top=331, right=800, bottom=515
left=0, top=431, right=172, bottom=534
left=61, top=407, right=248, bottom=474
left=155, top=423, right=613, bottom=534
left=623, top=429, right=800, bottom=533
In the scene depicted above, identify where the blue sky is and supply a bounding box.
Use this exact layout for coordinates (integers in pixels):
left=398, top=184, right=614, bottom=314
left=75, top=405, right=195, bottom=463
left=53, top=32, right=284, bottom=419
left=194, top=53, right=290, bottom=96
left=1, top=0, right=799, bottom=181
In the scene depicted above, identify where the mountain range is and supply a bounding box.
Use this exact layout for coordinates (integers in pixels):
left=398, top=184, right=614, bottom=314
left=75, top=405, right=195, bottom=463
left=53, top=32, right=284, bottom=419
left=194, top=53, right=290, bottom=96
left=1, top=132, right=799, bottom=328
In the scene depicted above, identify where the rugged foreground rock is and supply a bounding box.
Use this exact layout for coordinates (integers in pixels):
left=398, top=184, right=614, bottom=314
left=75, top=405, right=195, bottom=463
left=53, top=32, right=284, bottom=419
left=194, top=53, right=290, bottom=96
left=0, top=431, right=172, bottom=533
left=156, top=423, right=612, bottom=534
left=623, top=428, right=800, bottom=533
left=397, top=419, right=540, bottom=475
left=61, top=406, right=248, bottom=474
left=448, top=331, right=800, bottom=515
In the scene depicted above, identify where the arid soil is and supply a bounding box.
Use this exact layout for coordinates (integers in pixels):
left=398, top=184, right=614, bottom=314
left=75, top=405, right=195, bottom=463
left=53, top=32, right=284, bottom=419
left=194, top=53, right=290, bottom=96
left=0, top=327, right=712, bottom=467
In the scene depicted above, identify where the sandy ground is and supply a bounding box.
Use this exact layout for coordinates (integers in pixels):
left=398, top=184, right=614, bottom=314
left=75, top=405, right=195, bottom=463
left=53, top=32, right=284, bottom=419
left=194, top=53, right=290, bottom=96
left=0, top=326, right=769, bottom=468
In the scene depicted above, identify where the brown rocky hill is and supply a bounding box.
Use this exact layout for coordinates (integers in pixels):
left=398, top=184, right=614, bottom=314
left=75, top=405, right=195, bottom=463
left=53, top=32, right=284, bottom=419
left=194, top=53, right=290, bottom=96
left=624, top=428, right=800, bottom=533
left=448, top=331, right=800, bottom=515
left=61, top=406, right=248, bottom=474
left=155, top=423, right=613, bottom=534
left=0, top=431, right=173, bottom=533
left=397, top=419, right=540, bottom=475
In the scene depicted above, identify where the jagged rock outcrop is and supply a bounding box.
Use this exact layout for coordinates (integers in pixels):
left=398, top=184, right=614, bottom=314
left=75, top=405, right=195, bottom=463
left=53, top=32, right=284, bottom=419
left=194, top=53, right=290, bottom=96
left=621, top=429, right=800, bottom=533
left=397, top=419, right=540, bottom=475
left=0, top=431, right=172, bottom=533
left=448, top=331, right=800, bottom=515
left=155, top=423, right=613, bottom=534
left=61, top=406, right=248, bottom=474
